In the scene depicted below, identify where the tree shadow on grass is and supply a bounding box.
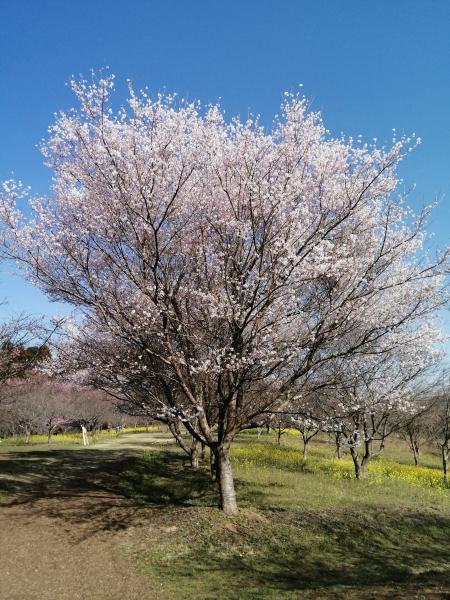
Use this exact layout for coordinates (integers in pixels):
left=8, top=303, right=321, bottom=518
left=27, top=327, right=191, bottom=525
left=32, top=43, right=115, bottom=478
left=267, top=509, right=450, bottom=592
left=160, top=507, right=450, bottom=598
left=0, top=447, right=265, bottom=539
left=1, top=447, right=450, bottom=596
left=1, top=447, right=198, bottom=493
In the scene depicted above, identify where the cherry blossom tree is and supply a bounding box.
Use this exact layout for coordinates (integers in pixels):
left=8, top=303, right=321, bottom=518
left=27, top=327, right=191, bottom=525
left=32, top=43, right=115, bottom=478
left=291, top=415, right=322, bottom=461
left=0, top=75, right=447, bottom=512
left=309, top=344, right=441, bottom=478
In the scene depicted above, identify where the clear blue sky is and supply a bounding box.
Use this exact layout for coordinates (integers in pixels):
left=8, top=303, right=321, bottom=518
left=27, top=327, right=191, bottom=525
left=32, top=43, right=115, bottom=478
left=0, top=0, right=449, bottom=345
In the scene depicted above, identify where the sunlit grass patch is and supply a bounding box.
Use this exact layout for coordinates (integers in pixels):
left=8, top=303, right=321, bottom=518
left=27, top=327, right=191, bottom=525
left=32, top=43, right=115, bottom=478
left=0, top=432, right=87, bottom=445
left=307, top=457, right=447, bottom=489
left=0, top=425, right=161, bottom=447
left=240, top=427, right=300, bottom=437
left=233, top=443, right=305, bottom=469
left=232, top=442, right=448, bottom=491
left=121, top=425, right=160, bottom=434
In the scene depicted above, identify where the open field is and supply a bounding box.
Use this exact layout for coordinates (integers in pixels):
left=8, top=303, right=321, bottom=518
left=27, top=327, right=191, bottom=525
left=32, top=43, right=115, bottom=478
left=1, top=431, right=450, bottom=599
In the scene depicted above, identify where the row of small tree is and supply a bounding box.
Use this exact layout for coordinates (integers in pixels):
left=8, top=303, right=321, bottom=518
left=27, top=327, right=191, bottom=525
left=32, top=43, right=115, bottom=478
left=400, top=392, right=450, bottom=482
left=269, top=384, right=450, bottom=483
left=0, top=375, right=124, bottom=443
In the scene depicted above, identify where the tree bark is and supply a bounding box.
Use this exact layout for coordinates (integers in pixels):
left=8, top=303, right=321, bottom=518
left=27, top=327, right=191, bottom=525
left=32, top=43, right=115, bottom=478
left=190, top=439, right=199, bottom=469
left=210, top=447, right=218, bottom=482
left=359, top=439, right=372, bottom=478
left=277, top=427, right=283, bottom=446
left=302, top=439, right=309, bottom=461
left=411, top=440, right=420, bottom=466
left=335, top=432, right=343, bottom=459
left=350, top=447, right=363, bottom=479
left=360, top=457, right=369, bottom=478
left=442, top=446, right=449, bottom=486
left=216, top=446, right=238, bottom=515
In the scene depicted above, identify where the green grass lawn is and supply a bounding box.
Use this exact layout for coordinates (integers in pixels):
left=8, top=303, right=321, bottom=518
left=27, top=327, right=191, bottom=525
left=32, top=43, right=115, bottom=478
left=121, top=436, right=450, bottom=599
left=1, top=431, right=449, bottom=598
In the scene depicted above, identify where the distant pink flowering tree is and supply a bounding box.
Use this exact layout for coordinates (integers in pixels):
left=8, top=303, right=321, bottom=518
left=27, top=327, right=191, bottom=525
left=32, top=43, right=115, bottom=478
left=0, top=75, right=447, bottom=513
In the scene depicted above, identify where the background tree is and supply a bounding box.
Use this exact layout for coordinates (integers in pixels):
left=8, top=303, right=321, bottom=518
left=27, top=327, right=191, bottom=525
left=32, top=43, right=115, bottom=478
left=0, top=311, right=50, bottom=390
left=306, top=346, right=440, bottom=478
left=427, top=384, right=450, bottom=485
left=399, top=396, right=434, bottom=466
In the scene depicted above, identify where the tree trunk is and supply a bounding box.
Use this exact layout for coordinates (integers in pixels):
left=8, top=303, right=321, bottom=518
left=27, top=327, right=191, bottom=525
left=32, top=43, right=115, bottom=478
left=360, top=457, right=369, bottom=478
left=359, top=440, right=371, bottom=478
left=411, top=441, right=420, bottom=466
left=200, top=442, right=206, bottom=462
left=442, top=447, right=449, bottom=486
left=277, top=427, right=283, bottom=446
left=25, top=427, right=30, bottom=444
left=302, top=439, right=309, bottom=461
left=190, top=439, right=199, bottom=469
left=47, top=429, right=52, bottom=445
left=217, top=446, right=238, bottom=515
left=335, top=432, right=343, bottom=459
left=350, top=447, right=363, bottom=479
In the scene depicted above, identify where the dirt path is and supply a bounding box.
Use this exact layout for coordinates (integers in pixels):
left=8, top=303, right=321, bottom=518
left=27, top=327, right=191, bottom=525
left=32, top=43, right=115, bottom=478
left=0, top=433, right=171, bottom=600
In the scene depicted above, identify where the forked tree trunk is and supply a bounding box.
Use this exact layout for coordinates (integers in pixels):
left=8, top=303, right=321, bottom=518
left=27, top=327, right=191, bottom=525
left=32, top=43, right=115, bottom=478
left=216, top=446, right=238, bottom=515
left=411, top=440, right=420, bottom=466
left=359, top=439, right=372, bottom=478
left=360, top=456, right=369, bottom=478
left=349, top=447, right=362, bottom=479
left=349, top=446, right=370, bottom=479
